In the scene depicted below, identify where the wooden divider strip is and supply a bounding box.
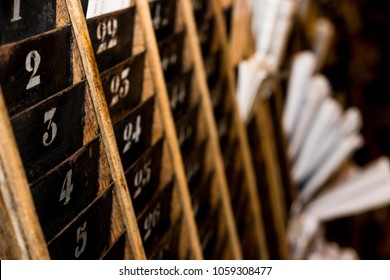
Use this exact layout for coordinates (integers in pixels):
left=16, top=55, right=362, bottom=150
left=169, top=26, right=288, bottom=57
left=212, top=0, right=269, bottom=259
left=0, top=86, right=49, bottom=259
left=180, top=0, right=243, bottom=259
left=255, top=100, right=289, bottom=259
left=135, top=0, right=203, bottom=259
left=66, top=0, right=146, bottom=260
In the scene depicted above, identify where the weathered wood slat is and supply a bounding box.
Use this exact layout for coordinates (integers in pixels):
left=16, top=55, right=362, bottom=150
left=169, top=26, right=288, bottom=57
left=66, top=0, right=146, bottom=260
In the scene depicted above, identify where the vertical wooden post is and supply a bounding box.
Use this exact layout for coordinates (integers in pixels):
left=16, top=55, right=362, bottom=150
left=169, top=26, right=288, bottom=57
left=66, top=0, right=146, bottom=260
left=255, top=99, right=289, bottom=259
left=180, top=0, right=243, bottom=259
left=211, top=0, right=270, bottom=259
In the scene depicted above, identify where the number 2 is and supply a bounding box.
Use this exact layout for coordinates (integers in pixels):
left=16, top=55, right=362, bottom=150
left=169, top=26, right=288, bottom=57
left=74, top=222, right=87, bottom=258
left=25, top=50, right=41, bottom=90
left=11, top=0, right=22, bottom=22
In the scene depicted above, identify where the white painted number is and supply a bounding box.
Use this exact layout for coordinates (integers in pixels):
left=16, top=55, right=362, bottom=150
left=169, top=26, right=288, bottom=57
left=178, top=125, right=193, bottom=147
left=97, top=19, right=118, bottom=54
left=133, top=160, right=152, bottom=199
left=170, top=81, right=186, bottom=110
left=74, top=222, right=87, bottom=258
left=11, top=0, right=22, bottom=22
left=187, top=160, right=200, bottom=182
left=42, top=108, right=57, bottom=147
left=153, top=3, right=168, bottom=29
left=122, top=115, right=142, bottom=154
left=109, top=67, right=130, bottom=107
left=162, top=47, right=177, bottom=71
left=143, top=203, right=161, bottom=242
left=153, top=3, right=162, bottom=29
left=25, top=50, right=41, bottom=90
left=59, top=170, right=73, bottom=206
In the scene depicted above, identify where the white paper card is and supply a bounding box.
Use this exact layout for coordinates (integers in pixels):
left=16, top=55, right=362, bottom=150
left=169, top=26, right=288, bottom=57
left=86, top=0, right=132, bottom=19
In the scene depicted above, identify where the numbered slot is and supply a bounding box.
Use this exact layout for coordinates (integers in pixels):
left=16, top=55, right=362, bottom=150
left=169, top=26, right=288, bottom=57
left=11, top=82, right=86, bottom=182
left=197, top=16, right=215, bottom=58
left=125, top=138, right=165, bottom=216
left=149, top=0, right=177, bottom=40
left=205, top=50, right=222, bottom=89
left=0, top=0, right=57, bottom=44
left=191, top=171, right=213, bottom=223
left=101, top=51, right=146, bottom=122
left=31, top=138, right=100, bottom=241
left=211, top=77, right=227, bottom=114
left=223, top=6, right=233, bottom=39
left=166, top=68, right=193, bottom=118
left=137, top=181, right=174, bottom=255
left=183, top=140, right=207, bottom=192
left=102, top=233, right=126, bottom=260
left=199, top=206, right=222, bottom=259
left=158, top=31, right=185, bottom=82
left=48, top=187, right=113, bottom=259
left=148, top=218, right=182, bottom=260
left=87, top=7, right=136, bottom=72
left=175, top=103, right=200, bottom=155
left=114, top=96, right=155, bottom=171
left=0, top=26, right=72, bottom=116
left=191, top=0, right=209, bottom=22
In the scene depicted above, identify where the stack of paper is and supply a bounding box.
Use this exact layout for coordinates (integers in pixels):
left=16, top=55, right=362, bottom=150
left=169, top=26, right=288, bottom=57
left=285, top=51, right=390, bottom=259
left=283, top=51, right=364, bottom=203
left=237, top=0, right=297, bottom=121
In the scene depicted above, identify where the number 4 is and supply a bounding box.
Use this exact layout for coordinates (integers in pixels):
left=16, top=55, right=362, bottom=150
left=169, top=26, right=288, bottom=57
left=59, top=170, right=73, bottom=206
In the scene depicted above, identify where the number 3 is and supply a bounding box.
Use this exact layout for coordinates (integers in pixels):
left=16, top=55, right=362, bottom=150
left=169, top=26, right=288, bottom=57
left=42, top=108, right=57, bottom=147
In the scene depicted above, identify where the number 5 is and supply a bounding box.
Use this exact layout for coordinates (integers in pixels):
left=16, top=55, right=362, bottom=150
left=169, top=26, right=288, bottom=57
left=75, top=222, right=87, bottom=258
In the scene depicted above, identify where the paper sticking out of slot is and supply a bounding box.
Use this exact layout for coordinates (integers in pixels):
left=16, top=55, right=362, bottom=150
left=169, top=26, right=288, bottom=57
left=302, top=108, right=362, bottom=181
left=268, top=0, right=296, bottom=71
left=237, top=53, right=268, bottom=121
left=86, top=0, right=131, bottom=19
left=300, top=133, right=364, bottom=203
left=288, top=75, right=331, bottom=160
left=256, top=0, right=281, bottom=56
left=312, top=18, right=335, bottom=71
left=306, top=233, right=358, bottom=260
left=306, top=157, right=390, bottom=221
left=283, top=51, right=317, bottom=137
left=251, top=0, right=296, bottom=70
left=292, top=97, right=342, bottom=180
